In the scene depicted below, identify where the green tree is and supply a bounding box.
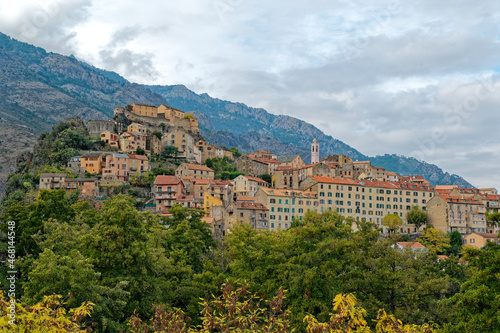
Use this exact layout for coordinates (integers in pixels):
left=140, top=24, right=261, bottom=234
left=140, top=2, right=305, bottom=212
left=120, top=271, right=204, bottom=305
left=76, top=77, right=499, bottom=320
left=259, top=173, right=272, bottom=183
left=382, top=214, right=402, bottom=233
left=419, top=227, right=450, bottom=254
left=229, top=147, right=242, bottom=157
left=22, top=249, right=101, bottom=310
left=446, top=231, right=463, bottom=256
left=162, top=145, right=178, bottom=158
left=487, top=212, right=500, bottom=228
left=152, top=130, right=162, bottom=140
left=440, top=243, right=500, bottom=332
left=406, top=205, right=428, bottom=231
left=135, top=147, right=146, bottom=155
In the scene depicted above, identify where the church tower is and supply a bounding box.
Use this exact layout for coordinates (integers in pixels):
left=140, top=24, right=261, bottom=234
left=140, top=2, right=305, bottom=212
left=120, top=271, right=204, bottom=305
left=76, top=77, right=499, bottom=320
left=311, top=138, right=319, bottom=164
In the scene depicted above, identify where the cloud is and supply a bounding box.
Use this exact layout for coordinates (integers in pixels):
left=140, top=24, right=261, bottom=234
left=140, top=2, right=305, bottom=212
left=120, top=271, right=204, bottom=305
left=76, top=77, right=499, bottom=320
left=0, top=0, right=92, bottom=55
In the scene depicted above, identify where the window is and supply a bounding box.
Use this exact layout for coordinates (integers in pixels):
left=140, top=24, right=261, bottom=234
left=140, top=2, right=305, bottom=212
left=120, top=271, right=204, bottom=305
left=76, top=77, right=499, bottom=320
left=470, top=238, right=475, bottom=243
left=270, top=199, right=276, bottom=203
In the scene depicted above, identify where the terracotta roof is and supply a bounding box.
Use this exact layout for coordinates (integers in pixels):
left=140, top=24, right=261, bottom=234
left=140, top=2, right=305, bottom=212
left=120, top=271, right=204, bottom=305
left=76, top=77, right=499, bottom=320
left=259, top=188, right=317, bottom=198
left=126, top=154, right=149, bottom=160
left=439, top=195, right=482, bottom=205
left=299, top=163, right=320, bottom=169
left=180, top=163, right=214, bottom=172
left=469, top=233, right=499, bottom=239
left=437, top=255, right=449, bottom=260
left=397, top=242, right=426, bottom=248
left=481, top=194, right=500, bottom=201
left=255, top=158, right=280, bottom=164
left=201, top=217, right=215, bottom=224
left=276, top=166, right=299, bottom=171
left=235, top=202, right=268, bottom=210
left=243, top=176, right=268, bottom=183
left=213, top=180, right=233, bottom=186
left=436, top=189, right=451, bottom=194
left=436, top=185, right=458, bottom=190
left=309, top=176, right=400, bottom=189
left=387, top=171, right=398, bottom=176
left=236, top=196, right=255, bottom=202
left=155, top=175, right=182, bottom=185
left=353, top=161, right=370, bottom=164
left=399, top=182, right=434, bottom=191
left=180, top=176, right=196, bottom=182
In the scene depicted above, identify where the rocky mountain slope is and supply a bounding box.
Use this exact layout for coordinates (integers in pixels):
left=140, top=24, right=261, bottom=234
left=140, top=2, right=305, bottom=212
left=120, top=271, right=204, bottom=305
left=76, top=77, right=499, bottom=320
left=0, top=31, right=472, bottom=195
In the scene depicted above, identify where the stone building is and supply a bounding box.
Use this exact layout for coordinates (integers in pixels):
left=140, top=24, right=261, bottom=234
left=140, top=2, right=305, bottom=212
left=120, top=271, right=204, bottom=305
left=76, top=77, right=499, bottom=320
left=87, top=120, right=114, bottom=139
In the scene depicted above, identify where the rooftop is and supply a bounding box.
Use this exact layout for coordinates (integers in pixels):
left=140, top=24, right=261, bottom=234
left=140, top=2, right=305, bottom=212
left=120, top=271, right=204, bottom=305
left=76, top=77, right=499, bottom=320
left=234, top=202, right=268, bottom=210
left=259, top=188, right=317, bottom=198
left=154, top=175, right=182, bottom=185
left=180, top=163, right=214, bottom=172
left=40, top=173, right=67, bottom=177
left=397, top=242, right=426, bottom=248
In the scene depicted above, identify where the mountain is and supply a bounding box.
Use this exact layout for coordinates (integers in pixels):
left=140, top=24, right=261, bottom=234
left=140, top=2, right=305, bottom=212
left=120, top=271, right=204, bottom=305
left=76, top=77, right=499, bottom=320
left=0, top=32, right=473, bottom=195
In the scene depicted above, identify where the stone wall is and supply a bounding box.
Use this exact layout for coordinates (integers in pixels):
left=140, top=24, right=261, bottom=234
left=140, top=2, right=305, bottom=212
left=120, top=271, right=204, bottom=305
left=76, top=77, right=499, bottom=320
left=114, top=106, right=199, bottom=133
left=87, top=120, right=114, bottom=139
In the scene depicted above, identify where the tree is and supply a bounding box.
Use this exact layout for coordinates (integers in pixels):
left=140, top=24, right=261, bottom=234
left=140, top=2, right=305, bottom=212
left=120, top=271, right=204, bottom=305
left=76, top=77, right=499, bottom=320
left=382, top=214, right=402, bottom=233
left=406, top=206, right=428, bottom=231
left=487, top=212, right=500, bottom=227
left=446, top=231, right=463, bottom=256
left=440, top=243, right=500, bottom=332
left=135, top=147, right=145, bottom=155
left=152, top=130, right=162, bottom=140
left=162, top=145, right=178, bottom=158
left=259, top=173, right=272, bottom=183
left=0, top=290, right=93, bottom=332
left=129, top=284, right=290, bottom=333
left=183, top=113, right=196, bottom=120
left=229, top=147, right=242, bottom=158
left=304, top=293, right=438, bottom=333
left=419, top=227, right=450, bottom=254
left=22, top=249, right=101, bottom=310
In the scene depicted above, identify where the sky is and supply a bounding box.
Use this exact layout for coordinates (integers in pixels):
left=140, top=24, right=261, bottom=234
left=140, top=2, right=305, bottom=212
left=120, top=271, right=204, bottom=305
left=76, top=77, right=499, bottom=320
left=0, top=0, right=499, bottom=189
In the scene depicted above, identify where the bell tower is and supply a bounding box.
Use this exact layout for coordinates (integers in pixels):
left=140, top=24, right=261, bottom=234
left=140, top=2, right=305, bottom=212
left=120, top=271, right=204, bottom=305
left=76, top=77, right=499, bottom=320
left=311, top=138, right=319, bottom=164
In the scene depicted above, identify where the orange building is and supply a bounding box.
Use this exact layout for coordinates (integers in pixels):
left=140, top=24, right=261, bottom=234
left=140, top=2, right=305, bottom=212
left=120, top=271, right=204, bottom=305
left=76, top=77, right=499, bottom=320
left=81, top=152, right=105, bottom=174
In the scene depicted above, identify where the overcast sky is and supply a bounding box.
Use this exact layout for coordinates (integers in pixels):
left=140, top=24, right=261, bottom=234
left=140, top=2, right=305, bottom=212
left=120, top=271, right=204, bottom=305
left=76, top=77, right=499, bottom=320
left=1, top=0, right=499, bottom=189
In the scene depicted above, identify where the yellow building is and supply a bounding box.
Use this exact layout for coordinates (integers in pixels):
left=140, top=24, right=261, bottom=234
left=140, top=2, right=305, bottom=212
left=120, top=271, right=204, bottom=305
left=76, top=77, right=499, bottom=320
left=175, top=163, right=214, bottom=180
left=130, top=103, right=159, bottom=117
left=300, top=176, right=434, bottom=233
left=254, top=188, right=318, bottom=231
left=119, top=131, right=147, bottom=154
left=80, top=152, right=105, bottom=174
left=163, top=127, right=197, bottom=162
left=204, top=192, right=223, bottom=217
left=158, top=104, right=185, bottom=119
left=463, top=232, right=499, bottom=248
left=277, top=155, right=306, bottom=169
left=100, top=131, right=119, bottom=149
left=127, top=123, right=148, bottom=134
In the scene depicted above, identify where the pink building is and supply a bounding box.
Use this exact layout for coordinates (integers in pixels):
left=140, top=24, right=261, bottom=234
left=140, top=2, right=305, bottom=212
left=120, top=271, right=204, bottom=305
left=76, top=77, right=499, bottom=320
left=153, top=175, right=185, bottom=212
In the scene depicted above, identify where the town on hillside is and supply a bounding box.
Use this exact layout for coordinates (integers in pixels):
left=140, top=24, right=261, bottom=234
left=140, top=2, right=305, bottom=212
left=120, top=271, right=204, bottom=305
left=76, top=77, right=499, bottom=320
left=39, top=102, right=499, bottom=247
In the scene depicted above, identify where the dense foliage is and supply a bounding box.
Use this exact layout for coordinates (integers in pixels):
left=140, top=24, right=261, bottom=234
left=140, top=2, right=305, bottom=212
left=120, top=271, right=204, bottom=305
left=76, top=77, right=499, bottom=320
left=0, top=190, right=498, bottom=332
left=204, top=157, right=243, bottom=180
